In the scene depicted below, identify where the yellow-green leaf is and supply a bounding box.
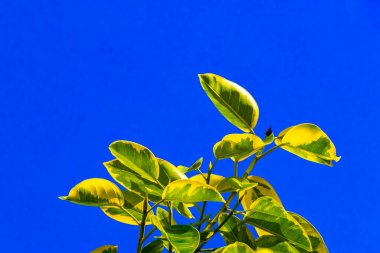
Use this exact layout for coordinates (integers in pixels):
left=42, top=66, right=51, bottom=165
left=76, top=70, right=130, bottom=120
left=101, top=190, right=152, bottom=225
left=289, top=212, right=328, bottom=253
left=239, top=176, right=282, bottom=237
left=151, top=216, right=200, bottom=253
left=142, top=239, right=163, bottom=253
left=199, top=73, right=259, bottom=132
left=217, top=177, right=258, bottom=193
left=244, top=197, right=312, bottom=251
left=109, top=140, right=159, bottom=182
left=190, top=174, right=225, bottom=188
left=162, top=179, right=225, bottom=203
left=217, top=242, right=255, bottom=253
left=275, top=123, right=341, bottom=166
left=173, top=202, right=193, bottom=219
left=156, top=207, right=176, bottom=228
left=214, top=134, right=265, bottom=162
left=90, top=245, right=118, bottom=253
left=256, top=236, right=300, bottom=253
left=59, top=178, right=124, bottom=207
left=104, top=159, right=163, bottom=202
left=157, top=158, right=187, bottom=182
left=179, top=157, right=204, bottom=173
left=218, top=214, right=255, bottom=248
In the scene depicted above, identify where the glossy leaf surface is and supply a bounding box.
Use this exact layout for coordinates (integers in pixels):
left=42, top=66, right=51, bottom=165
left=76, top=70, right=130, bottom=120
left=109, top=140, right=159, bottom=182
left=141, top=239, right=163, bottom=253
left=104, top=159, right=163, bottom=202
left=275, top=123, right=340, bottom=166
left=216, top=242, right=255, bottom=253
left=240, top=176, right=282, bottom=236
left=59, top=178, right=124, bottom=207
left=187, top=157, right=204, bottom=172
left=244, top=197, right=312, bottom=251
left=289, top=212, right=328, bottom=253
left=217, top=177, right=258, bottom=193
left=214, top=134, right=265, bottom=161
left=256, top=236, right=300, bottom=253
left=162, top=179, right=225, bottom=203
left=151, top=216, right=200, bottom=253
left=218, top=214, right=255, bottom=248
left=190, top=174, right=225, bottom=188
left=101, top=190, right=152, bottom=225
left=157, top=158, right=187, bottom=182
left=199, top=73, right=259, bottom=132
left=91, top=245, right=118, bottom=253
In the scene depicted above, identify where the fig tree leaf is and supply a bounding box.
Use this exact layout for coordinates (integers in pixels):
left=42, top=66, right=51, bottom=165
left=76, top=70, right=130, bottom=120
left=109, top=140, right=159, bottom=182
left=90, top=245, right=118, bottom=253
left=199, top=73, right=259, bottom=132
left=59, top=178, right=124, bottom=207
left=104, top=159, right=163, bottom=202
left=218, top=214, right=255, bottom=248
left=275, top=123, right=340, bottom=166
left=217, top=242, right=255, bottom=253
left=101, top=190, right=152, bottom=225
left=142, top=239, right=163, bottom=253
left=157, top=158, right=187, bottom=182
left=151, top=216, right=200, bottom=253
left=214, top=134, right=265, bottom=162
left=217, top=177, right=258, bottom=193
left=256, top=236, right=300, bottom=253
left=288, top=212, right=328, bottom=253
left=162, top=179, right=225, bottom=203
left=244, top=197, right=312, bottom=251
left=190, top=173, right=225, bottom=188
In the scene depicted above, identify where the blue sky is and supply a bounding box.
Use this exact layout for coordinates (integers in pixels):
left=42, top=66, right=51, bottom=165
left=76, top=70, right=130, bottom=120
left=0, top=0, right=379, bottom=252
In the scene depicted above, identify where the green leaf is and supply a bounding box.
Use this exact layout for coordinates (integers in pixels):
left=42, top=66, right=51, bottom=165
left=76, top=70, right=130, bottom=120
left=101, top=190, right=152, bottom=225
left=217, top=177, right=258, bottom=193
left=104, top=159, right=163, bottom=202
left=256, top=236, right=300, bottom=253
left=199, top=73, right=259, bottom=132
left=289, top=212, right=328, bottom=253
left=275, top=123, right=341, bottom=166
left=172, top=202, right=193, bottom=219
left=190, top=173, right=225, bottom=188
left=214, top=134, right=265, bottom=162
left=239, top=176, right=282, bottom=237
left=90, top=245, right=118, bottom=253
left=109, top=140, right=159, bottom=182
left=217, top=242, right=255, bottom=253
left=156, top=207, right=176, bottom=227
left=157, top=158, right=187, bottom=182
left=59, top=178, right=124, bottom=207
left=142, top=239, right=163, bottom=253
left=218, top=214, right=255, bottom=248
left=244, top=197, right=312, bottom=251
left=185, top=157, right=204, bottom=172
left=162, top=179, right=225, bottom=203
left=151, top=216, right=200, bottom=253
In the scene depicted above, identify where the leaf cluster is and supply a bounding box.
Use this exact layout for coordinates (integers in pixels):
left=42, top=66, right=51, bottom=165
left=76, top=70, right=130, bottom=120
left=60, top=73, right=340, bottom=253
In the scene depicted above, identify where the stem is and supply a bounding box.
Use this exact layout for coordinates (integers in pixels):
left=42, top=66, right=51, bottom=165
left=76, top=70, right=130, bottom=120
left=258, top=144, right=284, bottom=160
left=136, top=195, right=148, bottom=253
left=147, top=199, right=165, bottom=213
left=141, top=227, right=157, bottom=244
left=197, top=159, right=218, bottom=230
left=195, top=194, right=244, bottom=252
left=233, top=161, right=238, bottom=177
left=168, top=202, right=173, bottom=253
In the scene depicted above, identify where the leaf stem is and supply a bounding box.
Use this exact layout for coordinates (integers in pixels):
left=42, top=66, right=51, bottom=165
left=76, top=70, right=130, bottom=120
left=197, top=159, right=218, bottom=230
left=136, top=195, right=148, bottom=253
left=146, top=199, right=165, bottom=213
left=141, top=227, right=157, bottom=244
left=195, top=194, right=244, bottom=252
left=233, top=161, right=238, bottom=177
left=168, top=202, right=173, bottom=253
left=257, top=144, right=284, bottom=160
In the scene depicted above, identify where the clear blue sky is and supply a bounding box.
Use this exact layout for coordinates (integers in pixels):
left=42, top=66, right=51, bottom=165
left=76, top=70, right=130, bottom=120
left=0, top=1, right=379, bottom=252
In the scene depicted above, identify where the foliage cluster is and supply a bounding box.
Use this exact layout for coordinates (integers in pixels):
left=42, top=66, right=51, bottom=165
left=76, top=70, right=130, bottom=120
left=60, top=74, right=340, bottom=253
